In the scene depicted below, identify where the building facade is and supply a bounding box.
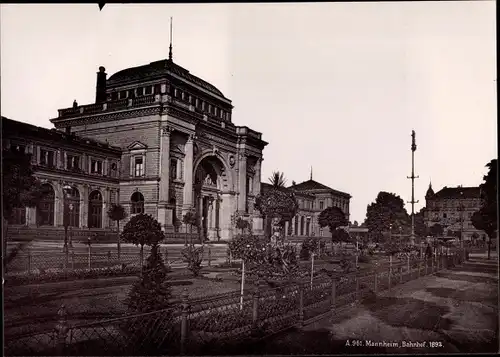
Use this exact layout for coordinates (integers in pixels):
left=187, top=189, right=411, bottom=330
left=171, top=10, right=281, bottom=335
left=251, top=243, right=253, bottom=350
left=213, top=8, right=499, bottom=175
left=423, top=183, right=486, bottom=241
left=261, top=179, right=351, bottom=240
left=49, top=58, right=268, bottom=240
left=3, top=117, right=121, bottom=240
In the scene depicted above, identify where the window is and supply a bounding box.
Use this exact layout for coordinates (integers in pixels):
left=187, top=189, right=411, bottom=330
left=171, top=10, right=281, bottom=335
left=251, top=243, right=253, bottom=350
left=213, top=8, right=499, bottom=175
left=64, top=187, right=80, bottom=227
left=8, top=207, right=26, bottom=225
left=37, top=184, right=55, bottom=226
left=170, top=158, right=178, bottom=180
left=195, top=98, right=199, bottom=108
left=110, top=162, right=118, bottom=177
left=88, top=191, right=103, bottom=228
left=443, top=213, right=447, bottom=218
left=134, top=156, right=144, bottom=177
left=119, top=91, right=128, bottom=99
left=221, top=111, right=225, bottom=120
left=91, top=159, right=103, bottom=174
left=300, top=216, right=305, bottom=236
left=154, top=84, right=161, bottom=95
left=136, top=87, right=144, bottom=97
left=208, top=104, right=212, bottom=113
left=40, top=149, right=55, bottom=168
left=202, top=101, right=206, bottom=110
left=319, top=201, right=324, bottom=210
left=145, top=86, right=153, bottom=95
left=174, top=88, right=179, bottom=98
left=131, top=192, right=145, bottom=214
left=11, top=144, right=26, bottom=153
left=214, top=107, right=218, bottom=117
left=181, top=91, right=186, bottom=101
left=111, top=92, right=118, bottom=101
left=319, top=229, right=323, bottom=237
left=188, top=95, right=192, bottom=104
left=66, top=155, right=80, bottom=171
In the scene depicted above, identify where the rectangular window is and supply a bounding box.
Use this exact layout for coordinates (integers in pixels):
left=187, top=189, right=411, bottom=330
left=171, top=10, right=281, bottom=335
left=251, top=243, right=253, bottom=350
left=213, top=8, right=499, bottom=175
left=136, top=87, right=144, bottom=97
left=214, top=107, right=218, bottom=117
left=174, top=88, right=178, bottom=98
left=111, top=92, right=118, bottom=101
left=170, top=159, right=178, bottom=180
left=66, top=155, right=80, bottom=170
left=319, top=201, right=324, bottom=210
left=221, top=111, right=225, bottom=120
left=188, top=95, right=192, bottom=104
left=208, top=104, right=212, bottom=113
left=91, top=159, right=103, bottom=174
left=195, top=98, right=199, bottom=108
left=181, top=91, right=185, bottom=101
left=40, top=149, right=55, bottom=167
left=202, top=101, right=206, bottom=110
left=145, top=86, right=153, bottom=95
left=119, top=91, right=128, bottom=99
left=154, top=84, right=161, bottom=95
left=134, top=156, right=144, bottom=177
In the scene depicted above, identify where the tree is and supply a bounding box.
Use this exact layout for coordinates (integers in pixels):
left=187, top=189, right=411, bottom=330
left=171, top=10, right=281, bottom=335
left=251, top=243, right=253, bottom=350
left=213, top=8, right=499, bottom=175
left=125, top=243, right=172, bottom=313
left=2, top=148, right=45, bottom=270
left=182, top=210, right=198, bottom=244
left=472, top=159, right=497, bottom=259
left=429, top=224, right=444, bottom=238
left=255, top=187, right=299, bottom=231
left=365, top=192, right=410, bottom=243
left=318, top=206, right=348, bottom=252
left=107, top=204, right=127, bottom=259
left=235, top=217, right=250, bottom=235
left=121, top=213, right=165, bottom=267
left=414, top=208, right=428, bottom=238
left=181, top=244, right=204, bottom=277
left=268, top=171, right=287, bottom=188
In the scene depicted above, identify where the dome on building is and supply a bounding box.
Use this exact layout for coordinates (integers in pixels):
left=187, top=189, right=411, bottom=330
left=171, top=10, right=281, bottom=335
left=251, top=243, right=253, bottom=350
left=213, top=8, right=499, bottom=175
left=425, top=181, right=435, bottom=200
left=107, top=59, right=226, bottom=98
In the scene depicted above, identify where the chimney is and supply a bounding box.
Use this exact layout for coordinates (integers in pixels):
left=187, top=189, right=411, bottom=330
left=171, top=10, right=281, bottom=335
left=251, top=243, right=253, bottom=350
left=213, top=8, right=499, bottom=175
left=95, top=66, right=107, bottom=103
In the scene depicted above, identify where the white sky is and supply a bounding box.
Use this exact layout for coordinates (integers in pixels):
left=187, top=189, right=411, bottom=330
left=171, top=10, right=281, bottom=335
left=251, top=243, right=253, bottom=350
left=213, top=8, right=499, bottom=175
left=1, top=2, right=497, bottom=224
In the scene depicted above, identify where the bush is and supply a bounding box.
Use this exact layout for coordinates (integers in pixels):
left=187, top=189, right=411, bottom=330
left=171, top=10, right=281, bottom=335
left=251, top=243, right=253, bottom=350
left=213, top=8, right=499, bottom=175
left=358, top=254, right=371, bottom=264
left=126, top=244, right=173, bottom=313
left=299, top=244, right=310, bottom=261
left=182, top=244, right=204, bottom=277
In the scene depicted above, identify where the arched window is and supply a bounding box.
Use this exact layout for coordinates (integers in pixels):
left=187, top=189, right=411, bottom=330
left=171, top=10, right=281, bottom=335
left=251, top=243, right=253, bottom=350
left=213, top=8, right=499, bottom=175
left=300, top=216, right=305, bottom=236
left=131, top=192, right=145, bottom=214
left=64, top=187, right=80, bottom=227
left=88, top=190, right=103, bottom=228
left=37, top=184, right=55, bottom=226
left=294, top=217, right=299, bottom=236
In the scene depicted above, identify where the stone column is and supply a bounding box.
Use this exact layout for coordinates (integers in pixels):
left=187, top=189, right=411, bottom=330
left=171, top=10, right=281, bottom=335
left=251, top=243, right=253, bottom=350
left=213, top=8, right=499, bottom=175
left=102, top=188, right=110, bottom=228
left=284, top=221, right=289, bottom=237
left=81, top=185, right=89, bottom=228
left=158, top=126, right=173, bottom=230
left=182, top=134, right=194, bottom=211
left=253, top=158, right=262, bottom=194
left=237, top=153, right=247, bottom=213
left=54, top=182, right=63, bottom=227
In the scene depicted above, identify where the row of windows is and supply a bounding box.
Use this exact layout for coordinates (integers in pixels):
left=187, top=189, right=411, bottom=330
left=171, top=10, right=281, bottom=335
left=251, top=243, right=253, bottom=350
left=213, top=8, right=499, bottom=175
left=10, top=144, right=117, bottom=177
left=131, top=156, right=181, bottom=180
left=111, top=84, right=159, bottom=100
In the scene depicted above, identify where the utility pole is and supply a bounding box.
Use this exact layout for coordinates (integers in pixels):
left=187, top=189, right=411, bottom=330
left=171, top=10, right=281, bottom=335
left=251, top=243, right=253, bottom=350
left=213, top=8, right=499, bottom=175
left=407, top=130, right=419, bottom=246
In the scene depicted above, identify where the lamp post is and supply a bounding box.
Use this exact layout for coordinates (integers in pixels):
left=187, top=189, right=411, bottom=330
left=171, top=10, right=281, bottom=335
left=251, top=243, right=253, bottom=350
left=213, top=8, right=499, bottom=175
left=389, top=224, right=393, bottom=242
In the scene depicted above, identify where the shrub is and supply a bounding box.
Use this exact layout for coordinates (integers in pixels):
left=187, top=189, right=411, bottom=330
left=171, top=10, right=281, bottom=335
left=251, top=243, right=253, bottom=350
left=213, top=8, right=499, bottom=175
left=299, top=244, right=311, bottom=261
left=182, top=244, right=204, bottom=277
left=126, top=244, right=173, bottom=313
left=358, top=254, right=371, bottom=264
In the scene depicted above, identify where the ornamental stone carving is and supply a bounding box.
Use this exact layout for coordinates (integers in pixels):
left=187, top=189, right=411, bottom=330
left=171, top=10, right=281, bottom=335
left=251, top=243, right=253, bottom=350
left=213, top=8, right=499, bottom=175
left=161, top=126, right=172, bottom=137
left=229, top=154, right=235, bottom=168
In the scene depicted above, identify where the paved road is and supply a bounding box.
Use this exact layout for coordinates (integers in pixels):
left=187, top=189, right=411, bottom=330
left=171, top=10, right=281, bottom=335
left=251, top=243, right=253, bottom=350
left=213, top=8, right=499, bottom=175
left=261, top=253, right=498, bottom=354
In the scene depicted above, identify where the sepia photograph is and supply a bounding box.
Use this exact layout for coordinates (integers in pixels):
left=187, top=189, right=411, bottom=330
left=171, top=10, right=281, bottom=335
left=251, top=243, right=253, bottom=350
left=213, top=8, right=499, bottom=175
left=1, top=2, right=497, bottom=355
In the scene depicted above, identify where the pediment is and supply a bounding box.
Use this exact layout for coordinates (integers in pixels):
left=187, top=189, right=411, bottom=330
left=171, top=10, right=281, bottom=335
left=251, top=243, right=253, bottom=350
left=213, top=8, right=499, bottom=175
left=127, top=141, right=148, bottom=151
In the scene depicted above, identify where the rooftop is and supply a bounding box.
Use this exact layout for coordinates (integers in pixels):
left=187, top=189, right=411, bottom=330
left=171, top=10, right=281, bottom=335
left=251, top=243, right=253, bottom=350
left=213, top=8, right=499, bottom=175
left=2, top=116, right=122, bottom=154
left=288, top=179, right=351, bottom=198
left=108, top=59, right=227, bottom=99
left=432, top=186, right=481, bottom=199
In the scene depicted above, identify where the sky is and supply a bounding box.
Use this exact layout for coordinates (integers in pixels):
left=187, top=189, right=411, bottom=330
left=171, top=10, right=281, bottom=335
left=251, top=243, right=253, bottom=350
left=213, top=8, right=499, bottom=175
left=1, top=2, right=497, bottom=224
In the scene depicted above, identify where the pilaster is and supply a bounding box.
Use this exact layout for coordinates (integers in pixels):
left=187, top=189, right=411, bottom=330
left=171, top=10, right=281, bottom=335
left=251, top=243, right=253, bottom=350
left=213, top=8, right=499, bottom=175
left=182, top=134, right=194, bottom=211
left=158, top=126, right=173, bottom=230
left=237, top=153, right=247, bottom=213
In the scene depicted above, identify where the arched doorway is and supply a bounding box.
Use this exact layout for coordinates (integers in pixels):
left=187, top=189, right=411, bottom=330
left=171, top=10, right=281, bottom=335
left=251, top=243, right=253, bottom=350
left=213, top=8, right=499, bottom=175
left=65, top=187, right=80, bottom=227
left=131, top=192, right=145, bottom=215
left=193, top=155, right=228, bottom=241
left=37, top=184, right=55, bottom=226
left=88, top=190, right=103, bottom=228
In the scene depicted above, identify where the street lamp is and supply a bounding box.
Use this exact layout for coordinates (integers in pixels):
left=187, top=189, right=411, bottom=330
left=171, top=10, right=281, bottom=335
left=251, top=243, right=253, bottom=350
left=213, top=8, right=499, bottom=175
left=62, top=185, right=73, bottom=253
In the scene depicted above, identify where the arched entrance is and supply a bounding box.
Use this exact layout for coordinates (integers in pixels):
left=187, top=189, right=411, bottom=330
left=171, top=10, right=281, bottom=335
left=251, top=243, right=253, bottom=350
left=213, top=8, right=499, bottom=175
left=193, top=155, right=228, bottom=241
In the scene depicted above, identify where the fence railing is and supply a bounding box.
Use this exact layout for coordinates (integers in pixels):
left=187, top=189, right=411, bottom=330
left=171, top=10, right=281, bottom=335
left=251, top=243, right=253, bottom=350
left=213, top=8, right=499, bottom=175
left=4, top=249, right=469, bottom=356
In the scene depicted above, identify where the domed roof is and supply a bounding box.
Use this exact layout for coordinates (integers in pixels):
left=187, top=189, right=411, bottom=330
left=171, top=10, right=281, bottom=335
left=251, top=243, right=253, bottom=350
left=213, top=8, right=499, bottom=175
left=107, top=59, right=226, bottom=98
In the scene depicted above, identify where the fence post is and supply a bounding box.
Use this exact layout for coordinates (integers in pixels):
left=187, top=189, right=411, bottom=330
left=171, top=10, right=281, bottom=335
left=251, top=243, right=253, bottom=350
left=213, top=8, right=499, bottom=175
left=88, top=243, right=91, bottom=270
left=208, top=247, right=212, bottom=267
left=407, top=256, right=410, bottom=278
left=296, top=282, right=304, bottom=327
left=252, top=280, right=261, bottom=331
left=330, top=278, right=336, bottom=314
left=388, top=266, right=391, bottom=290
left=55, top=304, right=68, bottom=355
left=28, top=250, right=32, bottom=275
left=71, top=251, right=75, bottom=270
left=180, top=290, right=189, bottom=355
left=64, top=249, right=68, bottom=270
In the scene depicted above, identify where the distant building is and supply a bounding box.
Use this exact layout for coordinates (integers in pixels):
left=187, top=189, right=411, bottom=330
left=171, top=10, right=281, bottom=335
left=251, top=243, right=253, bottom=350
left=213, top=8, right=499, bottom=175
left=3, top=117, right=121, bottom=241
left=423, top=183, right=486, bottom=241
left=261, top=178, right=351, bottom=239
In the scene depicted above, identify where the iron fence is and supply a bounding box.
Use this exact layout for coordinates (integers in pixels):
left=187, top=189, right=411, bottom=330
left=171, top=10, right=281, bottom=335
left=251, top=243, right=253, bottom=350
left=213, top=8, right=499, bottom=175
left=4, top=249, right=468, bottom=356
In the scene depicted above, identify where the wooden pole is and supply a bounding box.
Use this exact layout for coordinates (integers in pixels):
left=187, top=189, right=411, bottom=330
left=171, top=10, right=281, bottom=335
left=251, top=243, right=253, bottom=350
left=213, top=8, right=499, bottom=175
left=310, top=252, right=315, bottom=290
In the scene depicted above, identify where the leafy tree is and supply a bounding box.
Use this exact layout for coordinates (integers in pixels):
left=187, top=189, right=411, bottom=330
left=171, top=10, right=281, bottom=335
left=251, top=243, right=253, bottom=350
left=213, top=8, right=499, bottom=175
left=255, top=187, right=299, bottom=230
left=182, top=210, right=199, bottom=244
left=300, top=236, right=320, bottom=260
left=107, top=204, right=127, bottom=258
left=121, top=213, right=165, bottom=267
left=125, top=243, right=172, bottom=313
left=235, top=217, right=250, bottom=234
left=318, top=206, right=348, bottom=233
left=414, top=208, right=428, bottom=237
left=268, top=171, right=287, bottom=188
left=472, top=159, right=497, bottom=259
left=353, top=221, right=359, bottom=227
left=2, top=148, right=45, bottom=270
left=365, top=192, right=410, bottom=242
left=181, top=244, right=204, bottom=277
left=429, top=223, right=444, bottom=238
left=229, top=234, right=268, bottom=264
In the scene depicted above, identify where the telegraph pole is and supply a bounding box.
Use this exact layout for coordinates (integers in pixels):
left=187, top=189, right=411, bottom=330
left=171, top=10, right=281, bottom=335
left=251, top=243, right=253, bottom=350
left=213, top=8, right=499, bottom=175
left=407, top=130, right=419, bottom=245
